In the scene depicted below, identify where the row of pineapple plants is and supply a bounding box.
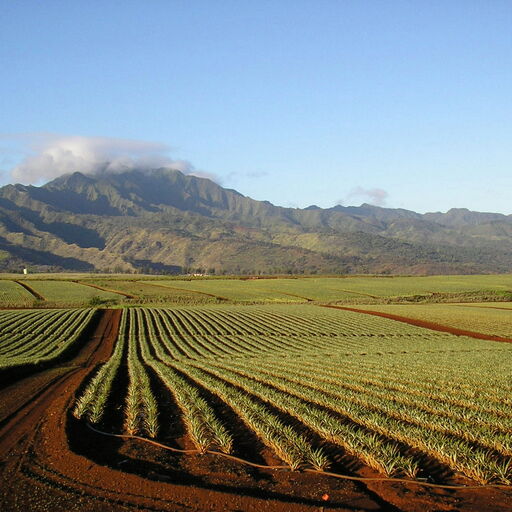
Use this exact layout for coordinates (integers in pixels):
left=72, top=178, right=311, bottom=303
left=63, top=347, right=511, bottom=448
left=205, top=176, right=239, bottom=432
left=72, top=306, right=512, bottom=484
left=209, top=358, right=511, bottom=483
left=0, top=309, right=96, bottom=369
left=277, top=356, right=512, bottom=427
left=3, top=309, right=95, bottom=360
left=73, top=311, right=128, bottom=423
left=0, top=309, right=78, bottom=355
left=186, top=359, right=420, bottom=477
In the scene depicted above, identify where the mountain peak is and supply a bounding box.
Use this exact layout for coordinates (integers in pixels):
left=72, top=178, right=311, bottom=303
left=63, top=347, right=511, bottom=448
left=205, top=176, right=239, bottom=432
left=0, top=169, right=511, bottom=274
left=45, top=171, right=96, bottom=189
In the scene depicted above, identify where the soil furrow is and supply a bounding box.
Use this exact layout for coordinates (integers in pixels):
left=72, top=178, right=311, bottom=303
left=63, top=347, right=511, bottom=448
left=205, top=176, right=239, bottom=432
left=13, top=280, right=46, bottom=301
left=76, top=280, right=138, bottom=299
left=322, top=305, right=512, bottom=344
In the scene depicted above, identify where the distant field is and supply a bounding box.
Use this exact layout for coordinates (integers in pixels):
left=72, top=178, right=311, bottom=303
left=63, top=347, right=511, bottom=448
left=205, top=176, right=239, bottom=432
left=18, top=280, right=120, bottom=306
left=0, top=281, right=34, bottom=307
left=145, top=279, right=305, bottom=302
left=143, top=274, right=512, bottom=303
left=245, top=275, right=512, bottom=300
left=355, top=303, right=512, bottom=338
left=0, top=273, right=511, bottom=307
left=87, top=279, right=219, bottom=304
left=467, top=302, right=512, bottom=310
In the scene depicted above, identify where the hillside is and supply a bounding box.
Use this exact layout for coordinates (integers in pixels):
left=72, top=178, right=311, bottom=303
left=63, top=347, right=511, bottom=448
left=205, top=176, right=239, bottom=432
left=0, top=168, right=510, bottom=274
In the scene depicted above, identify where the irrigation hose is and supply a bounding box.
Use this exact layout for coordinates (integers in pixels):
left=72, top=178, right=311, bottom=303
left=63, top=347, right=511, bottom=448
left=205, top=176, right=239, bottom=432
left=87, top=423, right=288, bottom=468
left=86, top=423, right=511, bottom=490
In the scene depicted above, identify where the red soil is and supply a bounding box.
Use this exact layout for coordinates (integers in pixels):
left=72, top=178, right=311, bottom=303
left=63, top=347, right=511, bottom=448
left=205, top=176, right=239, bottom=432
left=0, top=308, right=511, bottom=511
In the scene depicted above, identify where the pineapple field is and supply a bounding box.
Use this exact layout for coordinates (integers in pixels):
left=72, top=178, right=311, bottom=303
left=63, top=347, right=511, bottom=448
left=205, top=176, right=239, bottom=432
left=0, top=274, right=511, bottom=512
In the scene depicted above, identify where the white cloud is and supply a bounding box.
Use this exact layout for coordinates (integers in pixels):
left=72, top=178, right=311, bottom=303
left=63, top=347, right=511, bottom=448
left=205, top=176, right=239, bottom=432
left=1, top=133, right=219, bottom=184
left=187, top=170, right=223, bottom=182
left=347, top=186, right=389, bottom=207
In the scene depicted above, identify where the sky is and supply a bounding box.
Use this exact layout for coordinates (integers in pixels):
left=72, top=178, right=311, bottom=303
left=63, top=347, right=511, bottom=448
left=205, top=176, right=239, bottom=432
left=1, top=1, right=511, bottom=213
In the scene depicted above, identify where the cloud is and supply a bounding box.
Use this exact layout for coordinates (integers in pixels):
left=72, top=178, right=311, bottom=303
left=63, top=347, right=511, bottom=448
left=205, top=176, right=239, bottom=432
left=1, top=133, right=219, bottom=184
left=346, top=186, right=389, bottom=207
left=188, top=170, right=223, bottom=182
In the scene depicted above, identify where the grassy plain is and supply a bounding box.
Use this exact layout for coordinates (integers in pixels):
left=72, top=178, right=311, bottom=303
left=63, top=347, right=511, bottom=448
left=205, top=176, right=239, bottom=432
left=467, top=302, right=512, bottom=309
left=10, top=280, right=121, bottom=306
left=146, top=278, right=305, bottom=302
left=87, top=279, right=220, bottom=304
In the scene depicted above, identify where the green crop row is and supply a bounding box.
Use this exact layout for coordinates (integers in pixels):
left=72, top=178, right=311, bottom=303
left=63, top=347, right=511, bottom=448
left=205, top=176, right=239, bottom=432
left=73, top=311, right=128, bottom=423
left=0, top=309, right=96, bottom=370
left=72, top=305, right=512, bottom=484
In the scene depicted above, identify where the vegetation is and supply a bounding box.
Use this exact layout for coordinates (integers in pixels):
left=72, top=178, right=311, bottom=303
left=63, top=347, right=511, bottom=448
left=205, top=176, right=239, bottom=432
left=145, top=274, right=512, bottom=304
left=356, top=303, right=512, bottom=337
left=20, top=280, right=120, bottom=306
left=0, top=280, right=34, bottom=307
left=87, top=279, right=220, bottom=305
left=123, top=308, right=159, bottom=437
left=2, top=168, right=512, bottom=274
left=0, top=273, right=508, bottom=307
left=74, top=304, right=512, bottom=483
left=73, top=311, right=127, bottom=423
left=0, top=308, right=96, bottom=370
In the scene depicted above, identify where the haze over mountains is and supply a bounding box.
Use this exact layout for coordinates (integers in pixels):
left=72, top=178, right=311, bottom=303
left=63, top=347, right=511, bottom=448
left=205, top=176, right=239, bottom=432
left=0, top=168, right=510, bottom=275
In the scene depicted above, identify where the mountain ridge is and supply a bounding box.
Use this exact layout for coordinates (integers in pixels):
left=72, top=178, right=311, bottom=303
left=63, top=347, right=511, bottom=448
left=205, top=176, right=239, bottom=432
left=0, top=168, right=510, bottom=274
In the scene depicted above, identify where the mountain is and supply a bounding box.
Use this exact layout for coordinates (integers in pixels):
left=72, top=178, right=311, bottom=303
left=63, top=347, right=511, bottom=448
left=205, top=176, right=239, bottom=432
left=0, top=168, right=511, bottom=274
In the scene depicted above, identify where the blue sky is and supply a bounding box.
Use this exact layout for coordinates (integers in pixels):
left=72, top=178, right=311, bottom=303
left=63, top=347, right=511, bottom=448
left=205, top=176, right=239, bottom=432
left=1, top=1, right=511, bottom=213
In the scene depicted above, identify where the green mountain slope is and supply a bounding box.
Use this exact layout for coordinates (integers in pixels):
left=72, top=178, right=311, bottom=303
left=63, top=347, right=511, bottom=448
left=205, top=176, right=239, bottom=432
left=0, top=168, right=510, bottom=274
